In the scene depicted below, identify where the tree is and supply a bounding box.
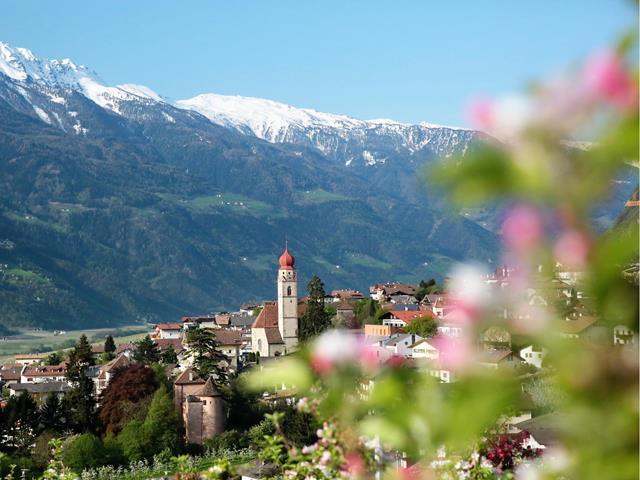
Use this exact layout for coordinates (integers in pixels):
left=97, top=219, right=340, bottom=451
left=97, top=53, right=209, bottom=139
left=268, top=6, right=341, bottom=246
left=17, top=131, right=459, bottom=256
left=142, top=385, right=179, bottom=455
left=45, top=351, right=63, bottom=365
left=99, top=364, right=158, bottom=434
left=62, top=373, right=97, bottom=433
left=66, top=334, right=94, bottom=383
left=39, top=393, right=65, bottom=433
left=61, top=433, right=105, bottom=472
left=299, top=275, right=331, bottom=342
left=354, top=298, right=383, bottom=326
left=161, top=344, right=178, bottom=364
left=2, top=392, right=38, bottom=450
left=404, top=315, right=439, bottom=338
left=104, top=335, right=116, bottom=355
left=415, top=278, right=440, bottom=302
left=133, top=335, right=161, bottom=365
left=185, top=327, right=229, bottom=385
left=63, top=335, right=98, bottom=433
left=117, top=420, right=146, bottom=462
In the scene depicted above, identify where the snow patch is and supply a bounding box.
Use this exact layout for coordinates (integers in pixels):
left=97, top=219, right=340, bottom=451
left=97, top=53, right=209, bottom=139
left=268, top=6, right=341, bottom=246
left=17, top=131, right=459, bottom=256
left=162, top=111, right=176, bottom=123
left=33, top=106, right=52, bottom=124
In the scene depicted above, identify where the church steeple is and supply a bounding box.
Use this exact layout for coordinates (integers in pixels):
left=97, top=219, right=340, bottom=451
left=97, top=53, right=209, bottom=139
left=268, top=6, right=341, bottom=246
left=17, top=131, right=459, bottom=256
left=277, top=241, right=298, bottom=352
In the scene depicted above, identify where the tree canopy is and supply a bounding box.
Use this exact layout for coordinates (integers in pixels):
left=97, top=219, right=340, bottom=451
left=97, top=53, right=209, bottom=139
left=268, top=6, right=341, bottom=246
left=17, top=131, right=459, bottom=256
left=299, top=275, right=331, bottom=342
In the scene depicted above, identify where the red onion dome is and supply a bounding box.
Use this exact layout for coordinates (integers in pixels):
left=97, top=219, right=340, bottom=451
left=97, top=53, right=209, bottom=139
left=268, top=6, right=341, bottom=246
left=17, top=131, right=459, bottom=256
left=279, top=242, right=295, bottom=270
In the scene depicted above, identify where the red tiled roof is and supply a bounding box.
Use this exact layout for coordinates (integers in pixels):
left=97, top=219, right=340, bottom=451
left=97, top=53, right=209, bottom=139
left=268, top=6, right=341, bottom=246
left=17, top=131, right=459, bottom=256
left=156, top=323, right=182, bottom=330
left=116, top=343, right=136, bottom=353
left=389, top=310, right=432, bottom=323
left=252, top=303, right=278, bottom=329
left=15, top=353, right=48, bottom=360
left=212, top=329, right=242, bottom=346
left=22, top=363, right=67, bottom=377
left=264, top=328, right=284, bottom=344
left=153, top=338, right=185, bottom=353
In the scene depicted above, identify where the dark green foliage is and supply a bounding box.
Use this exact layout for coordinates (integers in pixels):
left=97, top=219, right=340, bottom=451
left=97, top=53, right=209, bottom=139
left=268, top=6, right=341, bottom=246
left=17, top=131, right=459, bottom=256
left=61, top=433, right=105, bottom=472
left=39, top=394, right=65, bottom=433
left=249, top=406, right=319, bottom=449
left=354, top=298, right=383, bottom=326
left=62, top=373, right=97, bottom=433
left=150, top=362, right=174, bottom=394
left=31, top=430, right=56, bottom=470
left=104, top=335, right=116, bottom=354
left=185, top=327, right=229, bottom=385
left=204, top=429, right=248, bottom=452
left=0, top=454, right=33, bottom=479
left=45, top=351, right=64, bottom=365
left=66, top=334, right=94, bottom=383
left=225, top=377, right=269, bottom=432
left=161, top=344, right=178, bottom=364
left=404, top=316, right=439, bottom=338
left=415, top=278, right=442, bottom=301
left=1, top=392, right=39, bottom=451
left=133, top=335, right=161, bottom=365
left=299, top=275, right=331, bottom=342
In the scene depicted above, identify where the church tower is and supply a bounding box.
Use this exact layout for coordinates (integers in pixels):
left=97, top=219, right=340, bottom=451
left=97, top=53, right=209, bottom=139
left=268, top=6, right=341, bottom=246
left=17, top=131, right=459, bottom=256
left=277, top=241, right=298, bottom=352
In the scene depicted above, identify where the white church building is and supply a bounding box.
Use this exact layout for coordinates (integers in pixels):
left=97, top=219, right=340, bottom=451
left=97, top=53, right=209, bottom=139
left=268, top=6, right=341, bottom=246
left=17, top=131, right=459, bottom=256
left=251, top=242, right=302, bottom=357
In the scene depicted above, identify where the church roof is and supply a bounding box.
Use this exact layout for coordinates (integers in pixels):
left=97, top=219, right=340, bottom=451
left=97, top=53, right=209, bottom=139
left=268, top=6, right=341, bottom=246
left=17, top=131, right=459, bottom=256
left=279, top=242, right=295, bottom=270
left=252, top=303, right=278, bottom=329
left=264, top=328, right=284, bottom=344
left=195, top=377, right=222, bottom=397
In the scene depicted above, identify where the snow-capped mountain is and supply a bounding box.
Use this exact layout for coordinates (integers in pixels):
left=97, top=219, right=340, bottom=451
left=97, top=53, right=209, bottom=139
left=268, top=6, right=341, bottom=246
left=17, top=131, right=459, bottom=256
left=176, top=93, right=479, bottom=166
left=0, top=41, right=480, bottom=168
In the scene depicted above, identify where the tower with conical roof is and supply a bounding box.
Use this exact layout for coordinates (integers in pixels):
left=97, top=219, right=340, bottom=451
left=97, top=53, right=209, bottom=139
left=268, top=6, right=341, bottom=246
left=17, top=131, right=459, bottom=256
left=277, top=241, right=298, bottom=352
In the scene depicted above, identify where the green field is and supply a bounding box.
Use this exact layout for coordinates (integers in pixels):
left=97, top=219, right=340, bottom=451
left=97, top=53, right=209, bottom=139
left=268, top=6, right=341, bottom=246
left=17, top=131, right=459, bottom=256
left=0, top=325, right=150, bottom=363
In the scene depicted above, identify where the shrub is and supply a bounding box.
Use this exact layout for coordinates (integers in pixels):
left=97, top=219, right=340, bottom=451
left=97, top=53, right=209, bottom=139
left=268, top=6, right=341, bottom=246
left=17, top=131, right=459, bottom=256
left=62, top=433, right=105, bottom=472
left=204, top=430, right=248, bottom=452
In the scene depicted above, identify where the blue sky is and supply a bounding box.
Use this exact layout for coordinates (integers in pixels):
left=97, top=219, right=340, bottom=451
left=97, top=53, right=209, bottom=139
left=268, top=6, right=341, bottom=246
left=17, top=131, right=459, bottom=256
left=0, top=1, right=634, bottom=126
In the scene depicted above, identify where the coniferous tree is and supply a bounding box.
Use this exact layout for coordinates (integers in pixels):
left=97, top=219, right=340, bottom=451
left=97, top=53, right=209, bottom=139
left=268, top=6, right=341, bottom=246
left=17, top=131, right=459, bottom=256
left=133, top=335, right=161, bottom=365
left=161, top=344, right=178, bottom=364
left=64, top=334, right=98, bottom=433
left=39, top=393, right=65, bottom=433
left=185, top=327, right=229, bottom=385
left=299, top=275, right=331, bottom=342
left=102, top=335, right=116, bottom=362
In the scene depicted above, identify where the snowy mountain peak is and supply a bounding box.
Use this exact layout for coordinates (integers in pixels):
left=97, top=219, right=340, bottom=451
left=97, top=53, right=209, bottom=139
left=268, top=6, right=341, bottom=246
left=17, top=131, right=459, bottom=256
left=0, top=41, right=164, bottom=115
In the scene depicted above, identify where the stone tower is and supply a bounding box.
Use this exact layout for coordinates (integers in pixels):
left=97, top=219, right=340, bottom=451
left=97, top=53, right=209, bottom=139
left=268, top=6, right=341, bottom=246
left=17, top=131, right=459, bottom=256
left=184, top=377, right=225, bottom=444
left=277, top=241, right=298, bottom=352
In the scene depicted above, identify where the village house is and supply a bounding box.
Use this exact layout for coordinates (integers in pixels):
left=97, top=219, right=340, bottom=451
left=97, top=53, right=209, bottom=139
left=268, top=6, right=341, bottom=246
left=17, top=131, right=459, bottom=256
left=478, top=350, right=521, bottom=370
left=153, top=323, right=183, bottom=339
left=116, top=343, right=136, bottom=358
left=381, top=333, right=423, bottom=358
left=380, top=310, right=429, bottom=328
left=9, top=382, right=70, bottom=402
left=20, top=363, right=67, bottom=384
left=520, top=345, right=545, bottom=369
left=210, top=329, right=243, bottom=367
left=369, top=283, right=417, bottom=302
left=330, top=289, right=365, bottom=302
left=0, top=364, right=23, bottom=386
left=95, top=354, right=130, bottom=394
left=182, top=315, right=218, bottom=330
left=14, top=353, right=48, bottom=366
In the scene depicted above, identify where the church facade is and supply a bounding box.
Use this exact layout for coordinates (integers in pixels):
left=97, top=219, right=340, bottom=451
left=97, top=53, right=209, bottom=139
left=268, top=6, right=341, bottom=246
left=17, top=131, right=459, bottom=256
left=251, top=243, right=301, bottom=357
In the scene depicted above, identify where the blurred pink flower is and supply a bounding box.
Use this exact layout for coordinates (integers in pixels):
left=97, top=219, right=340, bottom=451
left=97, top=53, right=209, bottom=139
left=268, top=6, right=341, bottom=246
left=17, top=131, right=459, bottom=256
left=511, top=302, right=550, bottom=335
left=554, top=229, right=590, bottom=270
left=468, top=98, right=494, bottom=131
left=583, top=50, right=637, bottom=111
left=431, top=335, right=474, bottom=371
left=311, top=330, right=383, bottom=374
left=343, top=453, right=365, bottom=475
left=502, top=205, right=544, bottom=254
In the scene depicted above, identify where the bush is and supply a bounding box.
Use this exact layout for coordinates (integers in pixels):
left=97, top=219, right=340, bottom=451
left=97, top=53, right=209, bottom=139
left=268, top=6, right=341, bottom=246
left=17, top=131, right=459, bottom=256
left=62, top=433, right=105, bottom=472
left=116, top=420, right=147, bottom=462
left=204, top=430, right=248, bottom=452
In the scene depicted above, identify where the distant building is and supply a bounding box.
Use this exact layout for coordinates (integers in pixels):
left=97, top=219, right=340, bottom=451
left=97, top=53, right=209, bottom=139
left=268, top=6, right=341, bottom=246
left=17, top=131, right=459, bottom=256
left=14, top=353, right=48, bottom=366
left=153, top=323, right=183, bottom=339
left=20, top=363, right=67, bottom=384
left=9, top=381, right=70, bottom=402
left=380, top=310, right=429, bottom=328
left=183, top=378, right=225, bottom=445
left=251, top=243, right=301, bottom=357
left=96, top=355, right=130, bottom=394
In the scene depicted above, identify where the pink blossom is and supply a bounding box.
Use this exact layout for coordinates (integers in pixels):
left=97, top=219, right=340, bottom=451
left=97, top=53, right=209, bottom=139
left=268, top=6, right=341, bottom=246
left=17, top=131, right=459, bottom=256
left=468, top=98, right=494, bottom=131
left=343, top=453, right=365, bottom=475
left=511, top=303, right=550, bottom=335
left=502, top=205, right=544, bottom=254
left=583, top=50, right=637, bottom=111
left=554, top=229, right=590, bottom=270
left=430, top=335, right=474, bottom=371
